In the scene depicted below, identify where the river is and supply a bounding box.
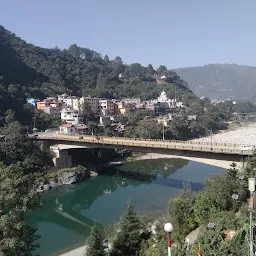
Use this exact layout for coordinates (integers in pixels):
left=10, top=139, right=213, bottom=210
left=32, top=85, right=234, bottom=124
left=28, top=158, right=225, bottom=256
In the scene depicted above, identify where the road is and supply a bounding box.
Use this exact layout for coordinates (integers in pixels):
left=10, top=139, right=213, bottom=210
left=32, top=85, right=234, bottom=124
left=34, top=132, right=253, bottom=156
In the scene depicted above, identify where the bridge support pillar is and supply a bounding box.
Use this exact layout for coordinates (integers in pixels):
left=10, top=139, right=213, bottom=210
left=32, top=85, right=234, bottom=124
left=50, top=146, right=72, bottom=169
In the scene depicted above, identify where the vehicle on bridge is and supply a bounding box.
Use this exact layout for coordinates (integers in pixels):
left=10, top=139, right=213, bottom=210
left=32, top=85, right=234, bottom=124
left=239, top=145, right=254, bottom=151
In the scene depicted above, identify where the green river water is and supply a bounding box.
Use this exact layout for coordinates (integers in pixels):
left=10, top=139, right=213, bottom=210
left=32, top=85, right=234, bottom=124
left=28, top=158, right=225, bottom=256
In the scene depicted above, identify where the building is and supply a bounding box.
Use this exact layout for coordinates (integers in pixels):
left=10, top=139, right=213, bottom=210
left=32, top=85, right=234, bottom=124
left=99, top=99, right=115, bottom=116
left=41, top=106, right=61, bottom=118
left=80, top=96, right=100, bottom=115
left=59, top=124, right=77, bottom=135
left=78, top=97, right=116, bottom=116
left=57, top=94, right=78, bottom=108
left=152, top=90, right=177, bottom=109
left=122, top=98, right=141, bottom=105
left=157, top=116, right=171, bottom=126
left=37, top=97, right=59, bottom=110
left=60, top=109, right=83, bottom=125
left=26, top=98, right=38, bottom=107
left=59, top=123, right=87, bottom=135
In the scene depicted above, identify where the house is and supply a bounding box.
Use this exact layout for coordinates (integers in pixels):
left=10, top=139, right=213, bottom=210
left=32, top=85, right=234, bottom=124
left=76, top=124, right=88, bottom=134
left=60, top=109, right=83, bottom=125
left=37, top=98, right=59, bottom=110
left=59, top=124, right=77, bottom=135
left=115, top=101, right=126, bottom=114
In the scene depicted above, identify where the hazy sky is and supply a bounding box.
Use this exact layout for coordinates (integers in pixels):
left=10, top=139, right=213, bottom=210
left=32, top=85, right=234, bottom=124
left=1, top=0, right=256, bottom=68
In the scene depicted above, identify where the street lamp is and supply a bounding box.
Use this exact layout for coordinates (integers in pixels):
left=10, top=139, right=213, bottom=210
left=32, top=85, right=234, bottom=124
left=248, top=178, right=255, bottom=256
left=164, top=222, right=173, bottom=256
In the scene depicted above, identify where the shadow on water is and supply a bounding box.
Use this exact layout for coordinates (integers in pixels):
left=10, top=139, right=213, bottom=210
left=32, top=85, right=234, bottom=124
left=101, top=158, right=190, bottom=182
left=153, top=175, right=204, bottom=192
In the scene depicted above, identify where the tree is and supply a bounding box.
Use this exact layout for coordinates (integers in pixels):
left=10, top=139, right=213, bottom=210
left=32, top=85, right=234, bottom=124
left=146, top=64, right=155, bottom=76
left=114, top=56, right=123, bottom=64
left=110, top=200, right=148, bottom=256
left=80, top=101, right=95, bottom=123
left=0, top=120, right=52, bottom=255
left=103, top=55, right=109, bottom=63
left=85, top=224, right=105, bottom=256
left=156, top=65, right=167, bottom=75
left=167, top=184, right=196, bottom=246
left=96, top=72, right=107, bottom=88
left=0, top=163, right=41, bottom=256
left=87, top=121, right=98, bottom=135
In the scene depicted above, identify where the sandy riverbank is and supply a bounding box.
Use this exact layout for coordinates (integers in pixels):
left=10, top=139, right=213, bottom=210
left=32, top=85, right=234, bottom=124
left=59, top=245, right=87, bottom=256
left=192, top=122, right=256, bottom=145
left=132, top=152, right=236, bottom=169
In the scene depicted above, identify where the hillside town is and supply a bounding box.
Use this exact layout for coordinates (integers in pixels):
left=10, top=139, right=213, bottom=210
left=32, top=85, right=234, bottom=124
left=30, top=90, right=188, bottom=135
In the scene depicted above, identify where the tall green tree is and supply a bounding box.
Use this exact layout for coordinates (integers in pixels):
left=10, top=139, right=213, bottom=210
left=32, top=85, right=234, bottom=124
left=85, top=224, right=105, bottom=256
left=110, top=200, right=148, bottom=256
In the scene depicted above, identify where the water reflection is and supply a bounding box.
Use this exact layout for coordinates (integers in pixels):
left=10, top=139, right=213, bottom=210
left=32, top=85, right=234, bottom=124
left=28, top=158, right=224, bottom=256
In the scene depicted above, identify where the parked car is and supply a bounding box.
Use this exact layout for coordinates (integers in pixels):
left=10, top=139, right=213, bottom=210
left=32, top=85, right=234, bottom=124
left=239, top=145, right=254, bottom=151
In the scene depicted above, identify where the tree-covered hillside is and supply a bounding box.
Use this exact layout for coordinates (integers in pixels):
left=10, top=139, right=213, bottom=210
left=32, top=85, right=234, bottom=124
left=175, top=63, right=256, bottom=101
left=0, top=25, right=194, bottom=103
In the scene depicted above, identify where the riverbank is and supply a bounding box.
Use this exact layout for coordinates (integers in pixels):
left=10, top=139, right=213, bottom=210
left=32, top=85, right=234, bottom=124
left=59, top=246, right=86, bottom=256
left=192, top=122, right=256, bottom=145
left=130, top=152, right=236, bottom=169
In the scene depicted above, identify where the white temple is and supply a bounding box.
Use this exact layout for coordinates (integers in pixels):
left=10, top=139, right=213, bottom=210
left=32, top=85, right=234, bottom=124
left=152, top=90, right=177, bottom=109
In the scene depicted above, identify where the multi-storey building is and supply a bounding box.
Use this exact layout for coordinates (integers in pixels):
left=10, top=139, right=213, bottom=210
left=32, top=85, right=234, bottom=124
left=57, top=94, right=78, bottom=108
left=99, top=99, right=115, bottom=116
left=60, top=109, right=83, bottom=125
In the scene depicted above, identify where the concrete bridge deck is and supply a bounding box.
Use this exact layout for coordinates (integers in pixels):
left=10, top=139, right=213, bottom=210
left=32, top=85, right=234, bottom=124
left=35, top=133, right=253, bottom=156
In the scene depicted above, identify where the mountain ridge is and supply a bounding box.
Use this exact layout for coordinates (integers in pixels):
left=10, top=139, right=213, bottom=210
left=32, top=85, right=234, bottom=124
left=175, top=63, right=256, bottom=101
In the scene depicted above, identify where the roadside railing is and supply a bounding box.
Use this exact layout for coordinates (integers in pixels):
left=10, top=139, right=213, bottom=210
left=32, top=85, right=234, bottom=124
left=35, top=134, right=253, bottom=156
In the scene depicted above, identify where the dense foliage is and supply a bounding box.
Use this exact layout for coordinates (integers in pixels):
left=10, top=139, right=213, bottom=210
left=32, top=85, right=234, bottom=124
left=0, top=122, right=53, bottom=255
left=0, top=25, right=193, bottom=102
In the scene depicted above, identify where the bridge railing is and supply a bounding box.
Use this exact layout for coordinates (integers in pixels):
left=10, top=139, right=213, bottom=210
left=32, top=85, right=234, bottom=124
left=36, top=134, right=252, bottom=155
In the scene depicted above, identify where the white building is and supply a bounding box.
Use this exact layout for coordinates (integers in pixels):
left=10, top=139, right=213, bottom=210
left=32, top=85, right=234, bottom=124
left=60, top=109, right=83, bottom=125
left=152, top=90, right=177, bottom=109
left=59, top=123, right=77, bottom=135
left=122, top=98, right=141, bottom=105
left=57, top=94, right=78, bottom=109
left=77, top=97, right=116, bottom=116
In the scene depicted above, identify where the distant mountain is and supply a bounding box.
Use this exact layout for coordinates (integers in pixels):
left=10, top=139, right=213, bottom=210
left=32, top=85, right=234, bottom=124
left=175, top=64, right=256, bottom=101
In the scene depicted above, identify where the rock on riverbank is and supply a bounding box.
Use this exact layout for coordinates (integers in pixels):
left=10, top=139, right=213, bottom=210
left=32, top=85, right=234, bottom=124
left=38, top=166, right=93, bottom=192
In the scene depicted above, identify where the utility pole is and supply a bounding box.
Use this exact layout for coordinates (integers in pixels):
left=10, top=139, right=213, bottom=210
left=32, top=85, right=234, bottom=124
left=248, top=178, right=255, bottom=256
left=208, top=129, right=213, bottom=150
left=163, top=124, right=165, bottom=140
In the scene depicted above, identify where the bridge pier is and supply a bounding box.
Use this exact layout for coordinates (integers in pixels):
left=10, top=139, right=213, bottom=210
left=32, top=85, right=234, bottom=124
left=50, top=146, right=72, bottom=169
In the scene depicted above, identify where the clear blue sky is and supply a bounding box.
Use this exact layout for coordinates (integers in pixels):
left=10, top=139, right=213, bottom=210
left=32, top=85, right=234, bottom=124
left=2, top=0, right=256, bottom=68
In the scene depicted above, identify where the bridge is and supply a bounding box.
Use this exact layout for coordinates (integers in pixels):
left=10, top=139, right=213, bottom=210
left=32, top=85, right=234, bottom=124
left=35, top=133, right=254, bottom=169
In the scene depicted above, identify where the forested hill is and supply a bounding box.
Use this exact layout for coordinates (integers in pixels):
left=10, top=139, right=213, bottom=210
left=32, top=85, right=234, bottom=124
left=0, top=25, right=194, bottom=103
left=175, top=64, right=256, bottom=101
